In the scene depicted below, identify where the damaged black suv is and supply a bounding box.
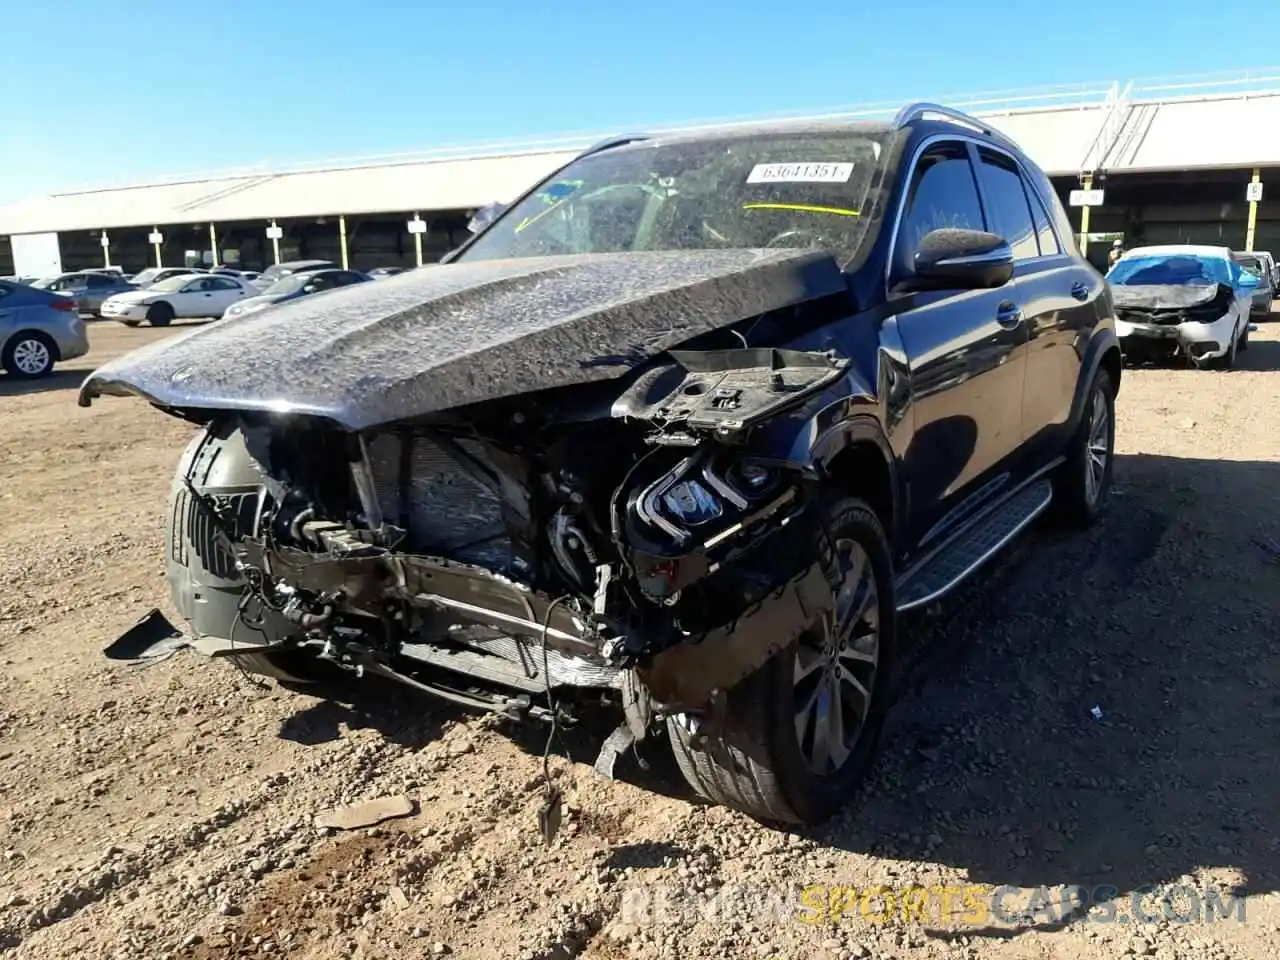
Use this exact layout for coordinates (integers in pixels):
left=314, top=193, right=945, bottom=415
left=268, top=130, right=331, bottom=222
left=82, top=103, right=1120, bottom=826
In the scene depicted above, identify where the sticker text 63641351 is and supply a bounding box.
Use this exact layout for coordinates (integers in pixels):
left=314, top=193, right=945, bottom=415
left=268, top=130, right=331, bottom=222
left=746, top=162, right=854, bottom=185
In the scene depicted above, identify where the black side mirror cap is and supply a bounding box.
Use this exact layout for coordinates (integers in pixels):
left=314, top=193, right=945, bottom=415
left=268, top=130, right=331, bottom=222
left=898, top=228, right=1014, bottom=293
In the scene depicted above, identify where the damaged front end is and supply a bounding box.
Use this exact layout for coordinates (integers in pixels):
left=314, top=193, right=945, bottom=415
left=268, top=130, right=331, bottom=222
left=154, top=345, right=850, bottom=766
left=1112, top=282, right=1237, bottom=362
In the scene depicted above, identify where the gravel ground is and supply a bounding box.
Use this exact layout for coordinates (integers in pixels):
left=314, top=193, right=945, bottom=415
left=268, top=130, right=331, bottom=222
left=3, top=318, right=1280, bottom=960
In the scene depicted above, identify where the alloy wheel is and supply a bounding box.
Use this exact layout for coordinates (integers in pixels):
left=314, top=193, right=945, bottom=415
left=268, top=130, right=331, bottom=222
left=793, top=537, right=881, bottom=775
left=1084, top=386, right=1111, bottom=506
left=12, top=338, right=52, bottom=376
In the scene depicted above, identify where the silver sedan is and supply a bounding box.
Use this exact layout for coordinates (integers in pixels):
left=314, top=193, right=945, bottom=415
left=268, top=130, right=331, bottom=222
left=0, top=279, right=90, bottom=378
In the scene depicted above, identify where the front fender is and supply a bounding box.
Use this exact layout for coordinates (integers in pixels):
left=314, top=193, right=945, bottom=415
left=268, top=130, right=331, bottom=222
left=746, top=365, right=881, bottom=468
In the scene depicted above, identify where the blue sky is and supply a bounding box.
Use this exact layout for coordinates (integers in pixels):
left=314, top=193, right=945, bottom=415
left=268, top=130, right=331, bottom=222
left=0, top=0, right=1262, bottom=204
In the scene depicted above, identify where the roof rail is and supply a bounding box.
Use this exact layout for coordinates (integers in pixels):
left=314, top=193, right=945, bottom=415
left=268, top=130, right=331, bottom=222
left=893, top=101, right=1021, bottom=151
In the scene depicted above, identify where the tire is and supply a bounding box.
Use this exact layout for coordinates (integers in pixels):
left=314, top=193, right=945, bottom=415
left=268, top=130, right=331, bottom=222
left=1050, top=367, right=1115, bottom=529
left=1238, top=320, right=1250, bottom=352
left=147, top=302, right=175, bottom=327
left=2, top=331, right=57, bottom=379
left=667, top=495, right=896, bottom=825
left=120, top=319, right=142, bottom=328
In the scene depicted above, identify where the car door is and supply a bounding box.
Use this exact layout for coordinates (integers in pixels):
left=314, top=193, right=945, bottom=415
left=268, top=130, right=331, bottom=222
left=972, top=147, right=1101, bottom=462
left=0, top=283, right=15, bottom=336
left=82, top=273, right=116, bottom=312
left=890, top=140, right=1030, bottom=552
left=202, top=276, right=249, bottom=314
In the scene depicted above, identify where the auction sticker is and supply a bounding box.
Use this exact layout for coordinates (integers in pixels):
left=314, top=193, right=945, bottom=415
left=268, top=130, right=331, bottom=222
left=747, top=162, right=854, bottom=184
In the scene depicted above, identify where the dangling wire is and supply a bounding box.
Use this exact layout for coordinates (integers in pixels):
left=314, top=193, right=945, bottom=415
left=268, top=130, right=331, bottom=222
left=539, top=595, right=575, bottom=793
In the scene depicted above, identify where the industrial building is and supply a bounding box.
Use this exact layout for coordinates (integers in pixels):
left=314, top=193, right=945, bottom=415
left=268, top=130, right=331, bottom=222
left=3, top=69, right=1280, bottom=278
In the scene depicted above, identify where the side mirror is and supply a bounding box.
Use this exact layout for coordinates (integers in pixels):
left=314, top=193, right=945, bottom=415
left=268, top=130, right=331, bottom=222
left=902, top=228, right=1015, bottom=292
left=1238, top=271, right=1260, bottom=291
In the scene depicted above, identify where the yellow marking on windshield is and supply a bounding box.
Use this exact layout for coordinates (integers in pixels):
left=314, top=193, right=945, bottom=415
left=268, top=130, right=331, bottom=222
left=742, top=202, right=861, bottom=217
left=515, top=200, right=567, bottom=234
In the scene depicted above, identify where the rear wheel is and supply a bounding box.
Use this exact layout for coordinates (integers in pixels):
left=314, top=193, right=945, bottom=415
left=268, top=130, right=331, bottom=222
left=1050, top=366, right=1115, bottom=529
left=120, top=319, right=142, bottom=328
left=1238, top=320, right=1251, bottom=352
left=667, top=496, right=895, bottom=825
left=147, top=302, right=175, bottom=327
left=2, top=331, right=57, bottom=378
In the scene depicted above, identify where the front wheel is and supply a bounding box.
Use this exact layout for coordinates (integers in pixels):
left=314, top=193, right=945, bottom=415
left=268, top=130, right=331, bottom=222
left=667, top=496, right=895, bottom=825
left=147, top=302, right=175, bottom=327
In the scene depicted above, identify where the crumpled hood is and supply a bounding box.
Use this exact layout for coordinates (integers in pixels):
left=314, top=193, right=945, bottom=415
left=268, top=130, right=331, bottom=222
left=79, top=249, right=847, bottom=430
left=1110, top=283, right=1228, bottom=310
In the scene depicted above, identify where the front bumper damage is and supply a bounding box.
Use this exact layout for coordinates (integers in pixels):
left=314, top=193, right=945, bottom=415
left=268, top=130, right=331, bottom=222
left=109, top=486, right=834, bottom=760
left=1115, top=311, right=1236, bottom=361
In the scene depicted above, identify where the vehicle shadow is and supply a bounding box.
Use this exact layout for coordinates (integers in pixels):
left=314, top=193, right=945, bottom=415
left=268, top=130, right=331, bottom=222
left=1239, top=336, right=1280, bottom=371
left=276, top=673, right=457, bottom=750
left=0, top=369, right=86, bottom=398
left=811, top=452, right=1280, bottom=935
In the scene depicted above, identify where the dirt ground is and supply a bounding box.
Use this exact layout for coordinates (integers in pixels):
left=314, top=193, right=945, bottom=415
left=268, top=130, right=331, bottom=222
left=3, top=318, right=1280, bottom=960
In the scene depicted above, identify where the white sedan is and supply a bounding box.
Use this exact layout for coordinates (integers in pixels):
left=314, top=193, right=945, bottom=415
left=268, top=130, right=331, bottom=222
left=100, top=274, right=256, bottom=326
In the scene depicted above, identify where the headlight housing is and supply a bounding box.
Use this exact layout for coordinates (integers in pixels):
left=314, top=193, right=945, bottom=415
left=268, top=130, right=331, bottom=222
left=630, top=450, right=785, bottom=548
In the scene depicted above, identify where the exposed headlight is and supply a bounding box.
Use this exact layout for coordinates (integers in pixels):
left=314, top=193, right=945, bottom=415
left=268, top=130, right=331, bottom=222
left=660, top=479, right=723, bottom=527
left=632, top=451, right=787, bottom=546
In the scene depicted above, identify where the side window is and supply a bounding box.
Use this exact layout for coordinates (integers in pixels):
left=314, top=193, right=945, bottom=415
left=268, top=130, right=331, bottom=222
left=894, top=143, right=985, bottom=278
left=337, top=272, right=363, bottom=286
left=85, top=273, right=112, bottom=288
left=1025, top=181, right=1061, bottom=256
left=975, top=150, right=1038, bottom=260
left=209, top=277, right=240, bottom=290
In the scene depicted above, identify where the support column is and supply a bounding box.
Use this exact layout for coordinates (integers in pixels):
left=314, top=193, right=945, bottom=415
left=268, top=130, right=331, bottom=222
left=270, top=220, right=281, bottom=265
left=1079, top=173, right=1093, bottom=256
left=152, top=227, right=163, bottom=267
left=101, top=231, right=111, bottom=267
left=1245, top=168, right=1262, bottom=252
left=339, top=215, right=349, bottom=269
left=208, top=222, right=219, bottom=267
left=413, top=211, right=424, bottom=267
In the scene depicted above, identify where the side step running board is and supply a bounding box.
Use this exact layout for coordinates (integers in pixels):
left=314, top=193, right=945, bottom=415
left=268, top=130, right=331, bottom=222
left=895, top=479, right=1052, bottom=612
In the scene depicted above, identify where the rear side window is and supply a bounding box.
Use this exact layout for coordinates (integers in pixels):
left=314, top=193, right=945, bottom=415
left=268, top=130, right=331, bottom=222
left=1026, top=185, right=1061, bottom=256
left=894, top=142, right=985, bottom=279
left=975, top=150, right=1038, bottom=261
left=85, top=273, right=113, bottom=288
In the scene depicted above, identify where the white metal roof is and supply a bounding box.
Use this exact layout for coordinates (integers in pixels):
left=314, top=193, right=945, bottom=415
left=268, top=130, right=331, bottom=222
left=5, top=70, right=1280, bottom=238
left=1103, top=92, right=1280, bottom=171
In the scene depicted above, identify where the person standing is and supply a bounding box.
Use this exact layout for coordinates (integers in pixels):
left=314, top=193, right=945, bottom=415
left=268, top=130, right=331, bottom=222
left=1108, top=239, right=1124, bottom=268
